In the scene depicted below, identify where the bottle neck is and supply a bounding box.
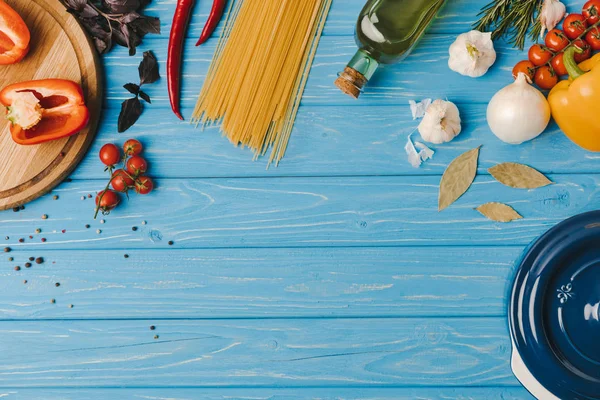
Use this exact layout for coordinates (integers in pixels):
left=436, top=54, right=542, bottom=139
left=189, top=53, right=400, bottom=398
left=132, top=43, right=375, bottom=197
left=347, top=49, right=380, bottom=81
left=334, top=50, right=380, bottom=99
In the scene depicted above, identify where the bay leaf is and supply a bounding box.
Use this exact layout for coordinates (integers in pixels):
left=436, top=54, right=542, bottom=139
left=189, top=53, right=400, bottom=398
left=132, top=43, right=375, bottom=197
left=476, top=202, right=523, bottom=223
left=488, top=163, right=552, bottom=189
left=438, top=146, right=480, bottom=211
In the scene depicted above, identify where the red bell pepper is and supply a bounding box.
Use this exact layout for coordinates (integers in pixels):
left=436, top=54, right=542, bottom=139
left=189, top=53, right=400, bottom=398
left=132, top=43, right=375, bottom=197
left=0, top=79, right=89, bottom=145
left=0, top=0, right=30, bottom=65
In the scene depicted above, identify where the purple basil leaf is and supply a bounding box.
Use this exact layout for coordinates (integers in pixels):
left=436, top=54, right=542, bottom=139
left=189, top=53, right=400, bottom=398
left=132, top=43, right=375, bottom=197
left=118, top=11, right=140, bottom=24
left=80, top=3, right=99, bottom=18
left=118, top=97, right=143, bottom=133
left=93, top=36, right=110, bottom=54
left=124, top=83, right=140, bottom=95
left=138, top=51, right=159, bottom=85
left=102, top=0, right=140, bottom=14
left=130, top=15, right=161, bottom=36
left=138, top=90, right=151, bottom=104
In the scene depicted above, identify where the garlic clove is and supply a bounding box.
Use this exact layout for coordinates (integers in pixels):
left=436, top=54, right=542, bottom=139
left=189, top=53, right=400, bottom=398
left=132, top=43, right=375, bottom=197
left=418, top=99, right=462, bottom=144
left=540, top=0, right=567, bottom=38
left=449, top=30, right=496, bottom=78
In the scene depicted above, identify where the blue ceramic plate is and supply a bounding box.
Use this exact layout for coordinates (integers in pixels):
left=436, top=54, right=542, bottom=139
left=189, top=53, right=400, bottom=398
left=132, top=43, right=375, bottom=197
left=510, top=211, right=600, bottom=399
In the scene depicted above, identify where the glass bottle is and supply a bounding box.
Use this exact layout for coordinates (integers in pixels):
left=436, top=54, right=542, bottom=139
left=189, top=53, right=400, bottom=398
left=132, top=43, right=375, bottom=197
left=335, top=0, right=447, bottom=98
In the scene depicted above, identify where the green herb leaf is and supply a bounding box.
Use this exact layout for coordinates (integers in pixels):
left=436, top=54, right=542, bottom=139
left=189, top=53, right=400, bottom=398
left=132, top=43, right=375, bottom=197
left=477, top=202, right=523, bottom=223
left=438, top=147, right=481, bottom=211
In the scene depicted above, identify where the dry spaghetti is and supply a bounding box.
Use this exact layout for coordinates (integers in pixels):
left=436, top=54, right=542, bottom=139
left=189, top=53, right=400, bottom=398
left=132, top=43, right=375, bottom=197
left=191, top=0, right=332, bottom=166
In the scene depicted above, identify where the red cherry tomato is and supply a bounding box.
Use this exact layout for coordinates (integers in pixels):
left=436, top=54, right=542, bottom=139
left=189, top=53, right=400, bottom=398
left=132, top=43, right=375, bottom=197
left=528, top=44, right=553, bottom=66
left=563, top=14, right=588, bottom=40
left=95, top=190, right=120, bottom=213
left=573, top=39, right=592, bottom=63
left=135, top=176, right=154, bottom=195
left=512, top=60, right=536, bottom=82
left=534, top=66, right=559, bottom=90
left=111, top=169, right=135, bottom=192
left=551, top=53, right=568, bottom=76
left=123, top=139, right=143, bottom=156
left=126, top=155, right=148, bottom=176
left=99, top=144, right=121, bottom=166
left=585, top=27, right=600, bottom=50
left=545, top=29, right=570, bottom=52
left=583, top=0, right=600, bottom=24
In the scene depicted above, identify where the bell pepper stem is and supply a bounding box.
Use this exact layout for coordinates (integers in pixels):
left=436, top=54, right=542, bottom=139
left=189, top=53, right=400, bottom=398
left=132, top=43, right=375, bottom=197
left=564, top=46, right=586, bottom=80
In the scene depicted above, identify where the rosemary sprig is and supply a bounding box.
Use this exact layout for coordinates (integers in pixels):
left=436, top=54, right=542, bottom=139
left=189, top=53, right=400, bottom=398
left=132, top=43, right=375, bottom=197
left=474, top=0, right=543, bottom=50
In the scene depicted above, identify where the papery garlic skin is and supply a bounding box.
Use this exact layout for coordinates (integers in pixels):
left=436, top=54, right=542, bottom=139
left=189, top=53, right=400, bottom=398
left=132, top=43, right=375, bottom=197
left=448, top=30, right=496, bottom=78
left=540, top=0, right=567, bottom=38
left=418, top=99, right=462, bottom=144
left=487, top=73, right=551, bottom=145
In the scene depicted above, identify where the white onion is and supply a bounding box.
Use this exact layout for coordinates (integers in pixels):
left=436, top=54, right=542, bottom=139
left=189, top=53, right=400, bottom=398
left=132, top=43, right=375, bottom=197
left=486, top=73, right=551, bottom=144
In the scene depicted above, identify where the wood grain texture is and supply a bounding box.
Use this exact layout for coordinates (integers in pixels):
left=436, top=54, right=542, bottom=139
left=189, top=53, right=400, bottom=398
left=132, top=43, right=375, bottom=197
left=0, top=175, right=594, bottom=250
left=0, top=0, right=102, bottom=211
left=0, top=247, right=519, bottom=319
left=71, top=104, right=595, bottom=179
left=0, top=318, right=516, bottom=387
left=0, top=388, right=535, bottom=399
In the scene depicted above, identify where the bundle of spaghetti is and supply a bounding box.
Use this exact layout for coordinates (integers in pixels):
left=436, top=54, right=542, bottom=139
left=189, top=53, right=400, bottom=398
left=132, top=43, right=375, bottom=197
left=191, top=0, right=332, bottom=166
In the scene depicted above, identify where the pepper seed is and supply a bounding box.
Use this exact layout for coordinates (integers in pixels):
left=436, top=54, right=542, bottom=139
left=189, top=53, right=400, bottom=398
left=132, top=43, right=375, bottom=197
left=24, top=263, right=31, bottom=268
left=35, top=229, right=41, bottom=234
left=35, top=257, right=43, bottom=264
left=3, top=247, right=10, bottom=253
left=42, top=214, right=48, bottom=220
left=50, top=299, right=56, bottom=304
left=154, top=335, right=159, bottom=339
left=53, top=195, right=59, bottom=200
left=41, top=238, right=47, bottom=242
left=168, top=241, right=174, bottom=246
left=85, top=224, right=90, bottom=229
left=14, top=266, right=20, bottom=271
left=55, top=282, right=60, bottom=287
left=18, top=238, right=24, bottom=243
left=96, top=229, right=102, bottom=234
left=8, top=257, right=13, bottom=262
left=69, top=304, right=74, bottom=308
left=28, top=257, right=34, bottom=261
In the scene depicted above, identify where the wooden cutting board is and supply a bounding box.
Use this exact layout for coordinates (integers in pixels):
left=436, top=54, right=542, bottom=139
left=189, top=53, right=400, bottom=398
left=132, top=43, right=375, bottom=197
left=0, top=0, right=102, bottom=210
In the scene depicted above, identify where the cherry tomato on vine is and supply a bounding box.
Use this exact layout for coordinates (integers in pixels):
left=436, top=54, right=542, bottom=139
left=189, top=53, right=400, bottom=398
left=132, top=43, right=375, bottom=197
left=135, top=176, right=154, bottom=195
left=563, top=14, right=588, bottom=40
left=534, top=66, right=559, bottom=90
left=99, top=143, right=121, bottom=166
left=545, top=29, right=570, bottom=52
left=111, top=169, right=135, bottom=192
left=95, top=190, right=120, bottom=213
left=573, top=39, right=592, bottom=62
left=512, top=60, right=536, bottom=81
left=126, top=155, right=148, bottom=176
left=123, top=139, right=143, bottom=156
left=583, top=0, right=600, bottom=25
left=528, top=44, right=553, bottom=66
left=585, top=27, right=600, bottom=50
left=551, top=53, right=568, bottom=76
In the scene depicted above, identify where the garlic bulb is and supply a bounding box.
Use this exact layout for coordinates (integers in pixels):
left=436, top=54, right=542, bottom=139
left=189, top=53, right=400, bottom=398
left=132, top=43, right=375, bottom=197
left=487, top=73, right=551, bottom=145
left=418, top=99, right=462, bottom=144
left=448, top=30, right=496, bottom=78
left=540, top=0, right=567, bottom=37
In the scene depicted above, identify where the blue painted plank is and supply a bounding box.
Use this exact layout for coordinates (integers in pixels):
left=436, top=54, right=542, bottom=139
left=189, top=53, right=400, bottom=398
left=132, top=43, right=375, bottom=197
left=75, top=104, right=598, bottom=180
left=0, top=247, right=518, bottom=319
left=0, top=318, right=517, bottom=387
left=102, top=36, right=536, bottom=109
left=0, top=388, right=535, bottom=399
left=146, top=0, right=584, bottom=38
left=0, top=175, right=595, bottom=249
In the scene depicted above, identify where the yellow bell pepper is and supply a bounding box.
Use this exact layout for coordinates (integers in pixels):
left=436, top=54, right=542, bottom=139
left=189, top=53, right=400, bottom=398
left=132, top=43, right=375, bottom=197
left=549, top=47, right=600, bottom=152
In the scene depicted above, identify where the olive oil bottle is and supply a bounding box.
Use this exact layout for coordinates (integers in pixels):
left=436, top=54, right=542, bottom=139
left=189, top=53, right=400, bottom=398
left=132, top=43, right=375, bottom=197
left=335, top=0, right=446, bottom=98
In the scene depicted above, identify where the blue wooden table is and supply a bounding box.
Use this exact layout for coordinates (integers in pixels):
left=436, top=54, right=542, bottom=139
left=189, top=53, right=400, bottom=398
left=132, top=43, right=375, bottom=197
left=1, top=0, right=596, bottom=398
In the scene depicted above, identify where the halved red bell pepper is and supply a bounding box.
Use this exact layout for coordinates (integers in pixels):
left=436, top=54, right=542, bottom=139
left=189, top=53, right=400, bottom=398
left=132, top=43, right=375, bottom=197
left=0, top=79, right=89, bottom=145
left=0, top=0, right=30, bottom=65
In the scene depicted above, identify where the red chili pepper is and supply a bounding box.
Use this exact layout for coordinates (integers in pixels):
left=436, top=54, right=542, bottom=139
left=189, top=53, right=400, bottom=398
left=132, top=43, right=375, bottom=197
left=196, top=0, right=227, bottom=46
left=168, top=0, right=195, bottom=121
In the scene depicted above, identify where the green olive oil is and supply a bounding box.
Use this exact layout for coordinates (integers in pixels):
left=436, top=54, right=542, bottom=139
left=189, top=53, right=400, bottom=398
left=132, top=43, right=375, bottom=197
left=335, top=0, right=446, bottom=98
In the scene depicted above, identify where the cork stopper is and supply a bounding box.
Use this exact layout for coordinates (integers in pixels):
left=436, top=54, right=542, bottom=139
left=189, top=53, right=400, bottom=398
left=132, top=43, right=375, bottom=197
left=335, top=67, right=367, bottom=99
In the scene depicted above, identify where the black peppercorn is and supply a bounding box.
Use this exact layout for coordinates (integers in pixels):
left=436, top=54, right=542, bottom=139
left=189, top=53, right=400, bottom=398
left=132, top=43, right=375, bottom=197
left=55, top=282, right=60, bottom=287
left=35, top=257, right=43, bottom=264
left=24, top=263, right=31, bottom=268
